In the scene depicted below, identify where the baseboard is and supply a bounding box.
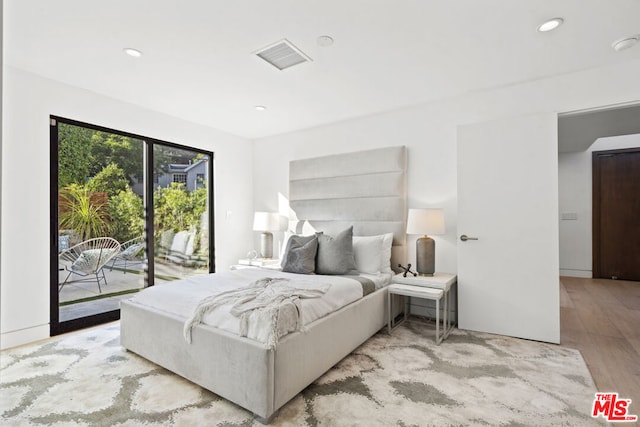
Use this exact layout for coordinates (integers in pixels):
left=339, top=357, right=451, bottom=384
left=560, top=269, right=592, bottom=278
left=1, top=324, right=49, bottom=350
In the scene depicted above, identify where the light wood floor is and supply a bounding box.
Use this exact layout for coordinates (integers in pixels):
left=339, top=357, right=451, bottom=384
left=560, top=276, right=640, bottom=424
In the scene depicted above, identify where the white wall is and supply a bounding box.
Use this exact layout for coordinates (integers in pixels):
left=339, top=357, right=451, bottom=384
left=254, top=59, right=640, bottom=273
left=1, top=66, right=255, bottom=349
left=253, top=59, right=640, bottom=340
left=558, top=133, right=640, bottom=277
left=0, top=1, right=4, bottom=321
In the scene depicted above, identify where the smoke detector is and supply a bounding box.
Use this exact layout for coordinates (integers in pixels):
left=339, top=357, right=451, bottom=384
left=254, top=39, right=312, bottom=71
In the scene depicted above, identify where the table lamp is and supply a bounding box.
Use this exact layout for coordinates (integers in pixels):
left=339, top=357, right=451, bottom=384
left=253, top=212, right=283, bottom=259
left=406, top=208, right=446, bottom=276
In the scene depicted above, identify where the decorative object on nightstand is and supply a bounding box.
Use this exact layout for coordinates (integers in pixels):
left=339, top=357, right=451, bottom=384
left=406, top=208, right=445, bottom=276
left=397, top=263, right=417, bottom=278
left=253, top=212, right=285, bottom=259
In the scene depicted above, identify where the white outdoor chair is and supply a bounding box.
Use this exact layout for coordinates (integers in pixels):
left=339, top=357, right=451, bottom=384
left=58, top=237, right=121, bottom=293
left=109, top=236, right=146, bottom=272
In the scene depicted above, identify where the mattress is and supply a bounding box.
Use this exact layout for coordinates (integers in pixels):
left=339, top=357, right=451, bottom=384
left=126, top=268, right=392, bottom=347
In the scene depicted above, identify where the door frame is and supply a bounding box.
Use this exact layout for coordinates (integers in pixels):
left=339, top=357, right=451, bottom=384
left=50, top=116, right=215, bottom=335
left=592, top=147, right=640, bottom=279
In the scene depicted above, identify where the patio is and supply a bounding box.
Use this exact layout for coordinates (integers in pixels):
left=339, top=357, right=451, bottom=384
left=58, top=261, right=208, bottom=322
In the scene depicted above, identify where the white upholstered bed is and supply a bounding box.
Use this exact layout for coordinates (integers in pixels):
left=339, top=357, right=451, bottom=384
left=120, top=146, right=406, bottom=422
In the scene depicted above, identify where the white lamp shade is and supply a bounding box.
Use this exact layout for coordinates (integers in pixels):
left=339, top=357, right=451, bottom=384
left=253, top=212, right=285, bottom=231
left=406, top=208, right=446, bottom=236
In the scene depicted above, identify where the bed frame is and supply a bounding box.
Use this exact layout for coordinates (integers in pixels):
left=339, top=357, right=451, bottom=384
left=120, top=146, right=407, bottom=422
left=121, top=287, right=387, bottom=421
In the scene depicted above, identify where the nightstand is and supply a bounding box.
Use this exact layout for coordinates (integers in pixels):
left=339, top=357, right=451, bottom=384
left=389, top=273, right=457, bottom=343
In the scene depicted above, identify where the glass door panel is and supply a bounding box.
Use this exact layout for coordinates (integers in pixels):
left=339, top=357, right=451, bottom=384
left=152, top=145, right=210, bottom=284
left=54, top=119, right=145, bottom=327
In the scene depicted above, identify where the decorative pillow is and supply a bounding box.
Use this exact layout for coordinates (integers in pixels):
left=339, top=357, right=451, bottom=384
left=280, top=221, right=318, bottom=257
left=184, top=233, right=195, bottom=257
left=71, top=248, right=117, bottom=274
left=121, top=243, right=145, bottom=260
left=170, top=231, right=191, bottom=254
left=316, top=226, right=357, bottom=275
left=281, top=234, right=318, bottom=274
left=280, top=232, right=321, bottom=268
left=352, top=234, right=385, bottom=274
left=352, top=233, right=394, bottom=274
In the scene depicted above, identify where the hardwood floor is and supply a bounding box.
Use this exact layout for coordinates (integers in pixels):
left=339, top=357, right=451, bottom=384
left=560, top=276, right=640, bottom=424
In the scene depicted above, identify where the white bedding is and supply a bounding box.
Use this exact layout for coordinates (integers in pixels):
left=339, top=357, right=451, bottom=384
left=127, top=269, right=391, bottom=346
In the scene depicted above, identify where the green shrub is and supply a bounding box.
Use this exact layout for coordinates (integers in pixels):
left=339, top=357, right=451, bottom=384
left=108, top=188, right=144, bottom=243
left=59, top=184, right=110, bottom=240
left=153, top=183, right=207, bottom=251
left=87, top=163, right=129, bottom=198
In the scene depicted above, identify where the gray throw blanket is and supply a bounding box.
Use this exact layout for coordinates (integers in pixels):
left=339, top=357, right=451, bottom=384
left=183, top=277, right=330, bottom=349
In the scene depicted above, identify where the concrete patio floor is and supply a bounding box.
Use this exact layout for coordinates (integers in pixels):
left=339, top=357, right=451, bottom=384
left=58, top=260, right=208, bottom=322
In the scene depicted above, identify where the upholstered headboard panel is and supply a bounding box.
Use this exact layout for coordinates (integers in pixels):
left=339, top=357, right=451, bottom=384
left=288, top=146, right=407, bottom=271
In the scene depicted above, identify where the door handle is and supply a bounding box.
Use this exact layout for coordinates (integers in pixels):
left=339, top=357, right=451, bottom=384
left=460, top=234, right=478, bottom=242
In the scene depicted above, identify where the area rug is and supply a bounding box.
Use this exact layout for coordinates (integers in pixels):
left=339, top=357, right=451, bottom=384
left=1, top=321, right=604, bottom=426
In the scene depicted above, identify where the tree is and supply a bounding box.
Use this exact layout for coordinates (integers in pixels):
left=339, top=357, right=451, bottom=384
left=59, top=185, right=110, bottom=240
left=89, top=132, right=144, bottom=183
left=108, top=188, right=144, bottom=243
left=58, top=123, right=95, bottom=187
left=154, top=183, right=193, bottom=233
left=153, top=183, right=208, bottom=251
left=86, top=163, right=129, bottom=198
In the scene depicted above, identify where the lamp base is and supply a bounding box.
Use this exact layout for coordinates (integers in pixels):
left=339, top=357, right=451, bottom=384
left=416, top=235, right=435, bottom=276
left=260, top=232, right=273, bottom=259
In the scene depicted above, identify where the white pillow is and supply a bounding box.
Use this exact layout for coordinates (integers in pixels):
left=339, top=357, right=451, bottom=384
left=280, top=231, right=293, bottom=261
left=352, top=233, right=394, bottom=274
left=380, top=232, right=394, bottom=274
left=352, top=235, right=383, bottom=274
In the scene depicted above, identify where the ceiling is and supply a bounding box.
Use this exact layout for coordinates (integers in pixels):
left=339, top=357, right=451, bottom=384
left=5, top=0, right=640, bottom=139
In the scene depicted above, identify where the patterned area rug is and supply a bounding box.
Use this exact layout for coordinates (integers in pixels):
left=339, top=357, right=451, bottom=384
left=1, top=321, right=604, bottom=426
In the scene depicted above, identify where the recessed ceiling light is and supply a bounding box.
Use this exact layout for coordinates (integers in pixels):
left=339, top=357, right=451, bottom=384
left=537, top=18, right=564, bottom=32
left=254, top=105, right=267, bottom=111
left=317, top=35, right=334, bottom=47
left=123, top=48, right=143, bottom=58
left=612, top=36, right=639, bottom=52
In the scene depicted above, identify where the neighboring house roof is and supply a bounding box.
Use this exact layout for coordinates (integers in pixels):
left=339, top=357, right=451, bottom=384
left=184, top=160, right=206, bottom=173
left=168, top=159, right=206, bottom=173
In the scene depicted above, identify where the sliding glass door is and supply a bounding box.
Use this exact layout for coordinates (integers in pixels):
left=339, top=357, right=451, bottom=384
left=152, top=144, right=211, bottom=284
left=50, top=117, right=214, bottom=335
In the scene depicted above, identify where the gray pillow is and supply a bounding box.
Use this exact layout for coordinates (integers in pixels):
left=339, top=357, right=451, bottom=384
left=316, top=226, right=357, bottom=275
left=281, top=234, right=318, bottom=274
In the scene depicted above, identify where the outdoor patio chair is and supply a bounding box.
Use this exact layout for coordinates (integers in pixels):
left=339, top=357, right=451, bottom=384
left=110, top=235, right=146, bottom=272
left=58, top=237, right=121, bottom=293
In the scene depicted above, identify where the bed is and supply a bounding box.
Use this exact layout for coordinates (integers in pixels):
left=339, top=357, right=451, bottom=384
left=120, top=146, right=406, bottom=422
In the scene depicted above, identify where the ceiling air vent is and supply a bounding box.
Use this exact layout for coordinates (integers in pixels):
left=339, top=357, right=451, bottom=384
left=254, top=39, right=312, bottom=71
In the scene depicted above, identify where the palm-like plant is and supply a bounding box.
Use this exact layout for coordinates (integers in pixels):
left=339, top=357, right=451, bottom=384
left=59, top=185, right=110, bottom=241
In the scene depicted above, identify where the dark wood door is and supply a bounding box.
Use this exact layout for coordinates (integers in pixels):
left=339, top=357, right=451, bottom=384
left=593, top=148, right=640, bottom=281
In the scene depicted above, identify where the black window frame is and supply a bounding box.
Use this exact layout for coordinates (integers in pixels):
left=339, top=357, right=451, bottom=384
left=50, top=115, right=215, bottom=335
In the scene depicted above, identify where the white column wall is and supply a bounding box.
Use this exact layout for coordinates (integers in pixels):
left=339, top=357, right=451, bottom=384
left=558, top=133, right=640, bottom=277
left=1, top=66, right=254, bottom=349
